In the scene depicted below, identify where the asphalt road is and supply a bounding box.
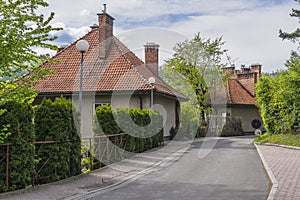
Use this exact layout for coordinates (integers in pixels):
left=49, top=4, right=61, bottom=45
left=87, top=137, right=269, bottom=200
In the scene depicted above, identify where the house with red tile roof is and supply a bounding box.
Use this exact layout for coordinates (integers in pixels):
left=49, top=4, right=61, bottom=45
left=224, top=64, right=264, bottom=133
left=32, top=9, right=187, bottom=138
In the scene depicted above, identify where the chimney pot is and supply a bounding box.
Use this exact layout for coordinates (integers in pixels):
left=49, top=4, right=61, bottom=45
left=103, top=4, right=107, bottom=13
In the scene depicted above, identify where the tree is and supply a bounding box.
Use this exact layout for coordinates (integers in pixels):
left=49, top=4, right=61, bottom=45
left=279, top=0, right=300, bottom=44
left=0, top=101, right=34, bottom=191
left=0, top=0, right=61, bottom=104
left=164, top=33, right=226, bottom=121
left=279, top=0, right=300, bottom=134
left=255, top=0, right=300, bottom=135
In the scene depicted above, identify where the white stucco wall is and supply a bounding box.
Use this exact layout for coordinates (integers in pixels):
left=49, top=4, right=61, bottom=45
left=153, top=95, right=176, bottom=137
left=228, top=106, right=263, bottom=133
left=78, top=94, right=177, bottom=138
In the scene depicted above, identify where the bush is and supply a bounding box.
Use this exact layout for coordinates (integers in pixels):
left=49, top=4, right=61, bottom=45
left=169, top=126, right=179, bottom=140
left=0, top=101, right=34, bottom=192
left=220, top=116, right=245, bottom=137
left=34, top=97, right=81, bottom=184
left=255, top=66, right=300, bottom=135
left=179, top=103, right=201, bottom=139
left=93, top=105, right=164, bottom=165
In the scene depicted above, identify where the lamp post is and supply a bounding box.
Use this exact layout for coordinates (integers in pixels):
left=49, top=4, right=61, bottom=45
left=76, top=40, right=89, bottom=135
left=148, top=77, right=155, bottom=110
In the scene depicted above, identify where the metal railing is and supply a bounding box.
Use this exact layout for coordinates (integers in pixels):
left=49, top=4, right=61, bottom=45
left=0, top=133, right=129, bottom=190
left=0, top=143, right=11, bottom=189
left=82, top=133, right=128, bottom=169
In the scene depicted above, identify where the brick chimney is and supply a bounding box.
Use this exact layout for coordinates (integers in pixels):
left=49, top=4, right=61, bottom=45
left=223, top=66, right=235, bottom=75
left=250, top=63, right=262, bottom=82
left=97, top=4, right=114, bottom=58
left=144, top=42, right=159, bottom=76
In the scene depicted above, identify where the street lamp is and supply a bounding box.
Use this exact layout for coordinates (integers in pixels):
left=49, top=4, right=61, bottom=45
left=76, top=40, right=89, bottom=135
left=148, top=77, right=155, bottom=110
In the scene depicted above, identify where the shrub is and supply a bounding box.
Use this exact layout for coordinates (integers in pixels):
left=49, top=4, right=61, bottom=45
left=256, top=70, right=300, bottom=135
left=93, top=105, right=164, bottom=166
left=34, top=97, right=81, bottom=184
left=0, top=101, right=34, bottom=192
left=220, top=116, right=245, bottom=137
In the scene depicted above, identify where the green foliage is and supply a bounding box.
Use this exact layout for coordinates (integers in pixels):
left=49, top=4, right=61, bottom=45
left=0, top=101, right=34, bottom=192
left=256, top=1, right=300, bottom=136
left=256, top=65, right=300, bottom=135
left=0, top=0, right=61, bottom=105
left=162, top=33, right=226, bottom=137
left=94, top=105, right=121, bottom=135
left=93, top=105, right=164, bottom=165
left=34, top=97, right=81, bottom=184
left=255, top=132, right=300, bottom=147
left=164, top=33, right=226, bottom=120
left=279, top=0, right=300, bottom=45
left=169, top=102, right=201, bottom=140
left=81, top=140, right=91, bottom=174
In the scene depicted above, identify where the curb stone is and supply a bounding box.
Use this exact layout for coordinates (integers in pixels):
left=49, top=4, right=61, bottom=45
left=255, top=142, right=300, bottom=150
left=254, top=143, right=278, bottom=200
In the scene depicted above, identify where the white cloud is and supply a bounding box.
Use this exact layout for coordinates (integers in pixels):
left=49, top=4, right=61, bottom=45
left=50, top=22, right=90, bottom=42
left=39, top=0, right=299, bottom=71
left=115, top=27, right=188, bottom=64
left=43, top=0, right=271, bottom=26
left=80, top=9, right=92, bottom=17
left=169, top=2, right=299, bottom=71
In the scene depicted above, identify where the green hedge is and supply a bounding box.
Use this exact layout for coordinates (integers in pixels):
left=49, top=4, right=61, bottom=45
left=93, top=105, right=164, bottom=165
left=256, top=73, right=300, bottom=135
left=34, top=97, right=81, bottom=184
left=0, top=101, right=35, bottom=192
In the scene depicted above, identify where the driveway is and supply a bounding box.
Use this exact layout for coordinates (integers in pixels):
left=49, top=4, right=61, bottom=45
left=87, top=136, right=269, bottom=200
left=3, top=136, right=269, bottom=200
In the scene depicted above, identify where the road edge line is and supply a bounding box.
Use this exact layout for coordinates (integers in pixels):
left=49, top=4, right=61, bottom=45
left=254, top=143, right=278, bottom=200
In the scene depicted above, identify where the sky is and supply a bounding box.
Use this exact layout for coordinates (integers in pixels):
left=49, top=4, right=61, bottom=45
left=40, top=0, right=300, bottom=72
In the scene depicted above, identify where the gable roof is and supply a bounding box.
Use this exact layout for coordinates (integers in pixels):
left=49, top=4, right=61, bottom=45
left=32, top=27, right=187, bottom=101
left=226, top=79, right=256, bottom=105
left=224, top=65, right=262, bottom=106
left=222, top=65, right=262, bottom=106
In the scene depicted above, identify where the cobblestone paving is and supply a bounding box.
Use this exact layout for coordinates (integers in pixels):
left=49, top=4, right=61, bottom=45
left=257, top=145, right=300, bottom=200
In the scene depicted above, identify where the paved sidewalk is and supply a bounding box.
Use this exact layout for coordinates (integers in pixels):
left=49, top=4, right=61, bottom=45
left=256, top=144, right=300, bottom=200
left=0, top=140, right=192, bottom=200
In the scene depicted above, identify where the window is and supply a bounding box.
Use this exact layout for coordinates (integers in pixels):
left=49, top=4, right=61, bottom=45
left=93, top=103, right=110, bottom=116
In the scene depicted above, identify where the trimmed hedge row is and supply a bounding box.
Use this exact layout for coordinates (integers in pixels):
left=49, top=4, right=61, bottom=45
left=0, top=100, right=164, bottom=192
left=34, top=98, right=81, bottom=184
left=94, top=105, right=164, bottom=154
left=0, top=97, right=81, bottom=192
left=0, top=102, right=34, bottom=192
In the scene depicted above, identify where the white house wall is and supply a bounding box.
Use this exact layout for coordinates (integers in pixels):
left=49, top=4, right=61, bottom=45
left=153, top=95, right=176, bottom=137
left=79, top=94, right=176, bottom=138
left=229, top=106, right=263, bottom=133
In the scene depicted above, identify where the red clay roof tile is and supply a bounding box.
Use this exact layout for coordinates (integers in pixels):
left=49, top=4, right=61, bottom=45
left=32, top=28, right=187, bottom=101
left=226, top=79, right=256, bottom=105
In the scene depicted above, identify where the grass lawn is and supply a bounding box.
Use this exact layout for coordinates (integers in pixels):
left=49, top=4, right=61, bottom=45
left=254, top=132, right=300, bottom=147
